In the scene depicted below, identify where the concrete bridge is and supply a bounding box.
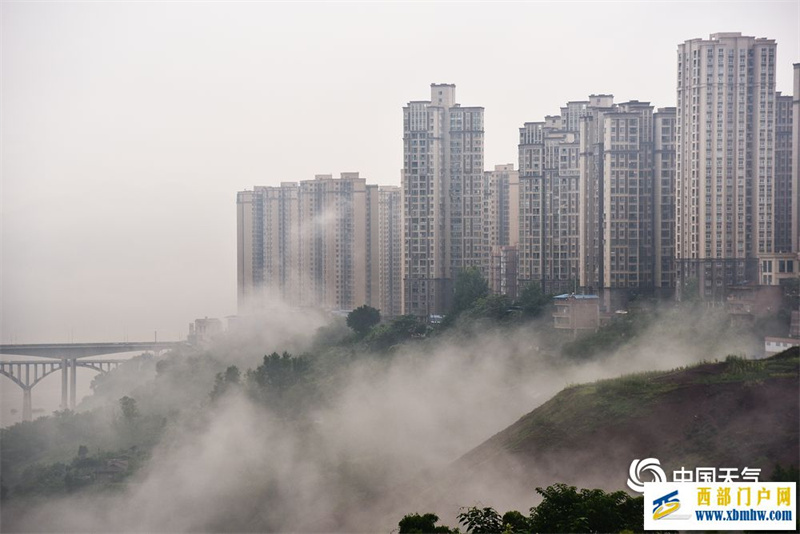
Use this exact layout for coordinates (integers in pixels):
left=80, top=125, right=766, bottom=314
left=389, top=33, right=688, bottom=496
left=0, top=342, right=183, bottom=359
left=0, top=342, right=185, bottom=421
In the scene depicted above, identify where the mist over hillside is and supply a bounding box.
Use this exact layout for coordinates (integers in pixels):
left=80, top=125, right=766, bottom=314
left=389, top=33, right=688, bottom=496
left=2, top=297, right=787, bottom=532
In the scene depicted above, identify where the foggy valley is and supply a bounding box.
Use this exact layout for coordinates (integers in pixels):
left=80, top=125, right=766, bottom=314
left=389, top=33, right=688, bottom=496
left=2, top=296, right=797, bottom=531
left=2, top=1, right=799, bottom=533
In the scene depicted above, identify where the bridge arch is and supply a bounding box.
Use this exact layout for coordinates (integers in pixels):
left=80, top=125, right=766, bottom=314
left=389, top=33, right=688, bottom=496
left=0, top=359, right=125, bottom=422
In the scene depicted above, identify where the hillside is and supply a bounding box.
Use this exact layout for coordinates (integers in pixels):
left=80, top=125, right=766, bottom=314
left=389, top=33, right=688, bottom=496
left=407, top=349, right=800, bottom=515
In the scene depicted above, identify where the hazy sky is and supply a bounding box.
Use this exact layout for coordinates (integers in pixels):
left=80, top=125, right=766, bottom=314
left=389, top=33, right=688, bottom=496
left=2, top=1, right=798, bottom=343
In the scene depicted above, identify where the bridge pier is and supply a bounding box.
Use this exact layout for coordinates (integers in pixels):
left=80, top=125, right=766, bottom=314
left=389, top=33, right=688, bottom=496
left=22, top=387, right=32, bottom=421
left=61, top=358, right=68, bottom=410
left=69, top=358, right=77, bottom=409
left=1, top=358, right=128, bottom=421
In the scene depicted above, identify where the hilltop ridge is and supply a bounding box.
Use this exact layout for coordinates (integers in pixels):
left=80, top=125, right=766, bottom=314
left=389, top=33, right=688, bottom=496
left=408, top=349, right=799, bottom=515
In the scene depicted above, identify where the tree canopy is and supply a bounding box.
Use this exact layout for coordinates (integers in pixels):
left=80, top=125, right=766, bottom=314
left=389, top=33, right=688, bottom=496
left=346, top=305, right=381, bottom=336
left=363, top=314, right=427, bottom=352
left=210, top=365, right=241, bottom=401
left=452, top=267, right=489, bottom=315
left=246, top=352, right=309, bottom=398
left=515, top=282, right=551, bottom=318
left=399, top=483, right=645, bottom=533
left=398, top=513, right=459, bottom=534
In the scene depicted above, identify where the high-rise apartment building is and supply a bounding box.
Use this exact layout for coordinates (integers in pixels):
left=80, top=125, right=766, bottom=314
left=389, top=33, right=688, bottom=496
left=676, top=33, right=777, bottom=300
left=775, top=92, right=794, bottom=253
left=603, top=101, right=656, bottom=290
left=260, top=183, right=302, bottom=304
left=237, top=189, right=263, bottom=312
left=654, top=107, right=678, bottom=290
left=237, top=173, right=401, bottom=316
left=403, top=84, right=485, bottom=317
left=238, top=184, right=303, bottom=312
left=484, top=164, right=520, bottom=250
left=299, top=173, right=367, bottom=311
left=520, top=94, right=675, bottom=299
left=484, top=164, right=519, bottom=298
left=577, top=95, right=616, bottom=293
left=580, top=98, right=669, bottom=292
left=367, top=185, right=403, bottom=317
left=794, top=64, right=800, bottom=252
left=518, top=105, right=585, bottom=295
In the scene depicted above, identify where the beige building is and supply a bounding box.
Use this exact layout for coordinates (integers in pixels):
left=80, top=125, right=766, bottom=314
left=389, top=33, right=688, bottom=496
left=552, top=294, right=601, bottom=335
left=520, top=95, right=673, bottom=298
left=757, top=252, right=799, bottom=286
left=237, top=173, right=402, bottom=315
left=654, top=108, right=678, bottom=291
left=518, top=103, right=586, bottom=295
left=489, top=245, right=519, bottom=300
left=580, top=96, right=674, bottom=295
left=676, top=33, right=778, bottom=300
left=600, top=101, right=657, bottom=290
left=794, top=64, right=800, bottom=252
left=484, top=164, right=520, bottom=298
left=262, top=183, right=302, bottom=304
left=299, top=173, right=367, bottom=312
left=484, top=164, right=519, bottom=251
left=578, top=95, right=616, bottom=292
left=367, top=185, right=403, bottom=317
left=403, top=84, right=485, bottom=317
left=237, top=189, right=261, bottom=313
left=237, top=184, right=303, bottom=312
left=775, top=92, right=794, bottom=253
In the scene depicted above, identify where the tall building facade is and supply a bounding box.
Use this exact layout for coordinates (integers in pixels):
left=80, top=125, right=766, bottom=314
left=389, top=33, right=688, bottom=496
left=237, top=189, right=263, bottom=312
left=261, top=183, right=302, bottom=304
left=794, top=64, right=800, bottom=252
left=518, top=104, right=585, bottom=295
left=577, top=95, right=616, bottom=292
left=403, top=84, right=485, bottom=317
left=520, top=94, right=673, bottom=297
left=676, top=33, right=777, bottom=300
left=367, top=185, right=403, bottom=317
left=484, top=163, right=519, bottom=251
left=579, top=98, right=673, bottom=293
left=654, top=107, right=678, bottom=290
left=299, top=173, right=367, bottom=311
left=237, top=173, right=401, bottom=315
left=775, top=92, right=794, bottom=253
left=484, top=164, right=520, bottom=298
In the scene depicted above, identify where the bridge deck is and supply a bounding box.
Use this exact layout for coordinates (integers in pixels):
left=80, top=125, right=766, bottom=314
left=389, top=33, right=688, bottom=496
left=0, top=342, right=184, bottom=358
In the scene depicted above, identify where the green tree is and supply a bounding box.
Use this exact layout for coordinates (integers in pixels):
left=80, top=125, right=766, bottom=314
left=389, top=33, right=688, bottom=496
left=515, top=282, right=551, bottom=318
left=398, top=513, right=459, bottom=533
left=346, top=305, right=381, bottom=336
left=527, top=483, right=643, bottom=533
left=210, top=365, right=241, bottom=400
left=118, top=396, right=139, bottom=421
left=452, top=267, right=489, bottom=315
left=364, top=314, right=427, bottom=352
left=458, top=506, right=503, bottom=533
left=465, top=294, right=513, bottom=322
left=500, top=510, right=529, bottom=533
left=246, top=352, right=309, bottom=405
